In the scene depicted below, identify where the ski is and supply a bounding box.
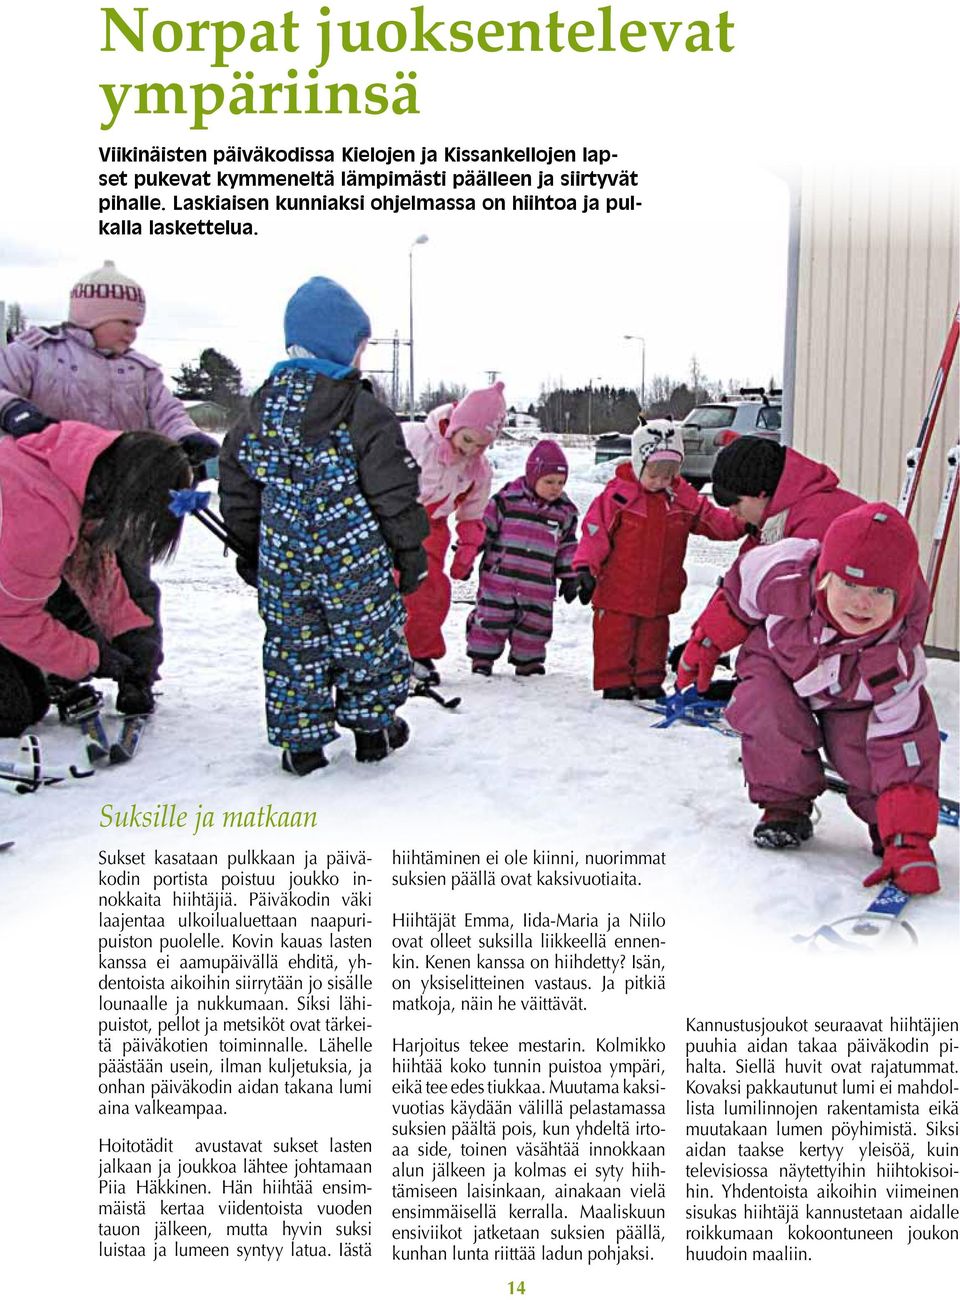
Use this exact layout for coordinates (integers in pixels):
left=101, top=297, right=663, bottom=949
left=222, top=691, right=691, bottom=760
left=792, top=883, right=916, bottom=951
left=410, top=681, right=462, bottom=711
left=109, top=715, right=150, bottom=764
left=898, top=302, right=960, bottom=521
left=80, top=711, right=112, bottom=763
left=0, top=841, right=14, bottom=851
left=0, top=735, right=93, bottom=794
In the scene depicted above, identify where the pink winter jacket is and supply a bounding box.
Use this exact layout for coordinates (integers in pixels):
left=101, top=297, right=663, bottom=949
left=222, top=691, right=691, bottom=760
left=0, top=422, right=152, bottom=679
left=0, top=325, right=197, bottom=441
left=743, top=448, right=863, bottom=551
left=402, top=406, right=492, bottom=549
left=724, top=536, right=937, bottom=788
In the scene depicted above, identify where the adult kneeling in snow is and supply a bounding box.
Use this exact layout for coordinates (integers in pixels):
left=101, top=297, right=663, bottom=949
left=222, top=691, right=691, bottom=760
left=0, top=421, right=191, bottom=737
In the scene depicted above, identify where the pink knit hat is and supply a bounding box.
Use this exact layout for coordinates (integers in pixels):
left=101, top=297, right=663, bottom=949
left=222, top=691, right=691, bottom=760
left=68, top=260, right=146, bottom=330
left=447, top=381, right=506, bottom=445
left=525, top=439, right=568, bottom=490
left=816, top=503, right=919, bottom=614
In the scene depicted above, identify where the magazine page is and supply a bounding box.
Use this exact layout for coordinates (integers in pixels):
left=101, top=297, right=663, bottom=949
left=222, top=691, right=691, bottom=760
left=1, top=2, right=957, bottom=1296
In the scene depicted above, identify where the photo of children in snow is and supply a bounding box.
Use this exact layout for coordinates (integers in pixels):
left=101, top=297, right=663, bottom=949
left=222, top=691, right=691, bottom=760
left=0, top=264, right=955, bottom=912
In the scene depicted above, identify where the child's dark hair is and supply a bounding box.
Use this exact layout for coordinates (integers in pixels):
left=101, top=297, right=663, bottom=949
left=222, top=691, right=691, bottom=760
left=82, top=431, right=192, bottom=563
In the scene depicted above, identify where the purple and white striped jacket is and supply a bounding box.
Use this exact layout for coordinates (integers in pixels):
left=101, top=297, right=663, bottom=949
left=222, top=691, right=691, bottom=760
left=477, top=477, right=579, bottom=606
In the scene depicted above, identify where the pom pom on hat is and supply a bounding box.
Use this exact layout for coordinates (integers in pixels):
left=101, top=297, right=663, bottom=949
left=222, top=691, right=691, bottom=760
left=284, top=277, right=372, bottom=367
left=68, top=260, right=146, bottom=330
left=631, top=419, right=683, bottom=478
left=817, top=503, right=919, bottom=612
left=446, top=382, right=506, bottom=445
left=711, top=436, right=786, bottom=506
left=525, top=439, right=568, bottom=490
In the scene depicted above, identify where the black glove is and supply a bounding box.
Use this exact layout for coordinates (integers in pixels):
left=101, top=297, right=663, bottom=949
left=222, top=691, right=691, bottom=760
left=116, top=679, right=155, bottom=715
left=95, top=637, right=134, bottom=682
left=561, top=570, right=596, bottom=605
left=236, top=554, right=258, bottom=588
left=179, top=431, right=221, bottom=479
left=1, top=399, right=53, bottom=437
left=396, top=548, right=428, bottom=596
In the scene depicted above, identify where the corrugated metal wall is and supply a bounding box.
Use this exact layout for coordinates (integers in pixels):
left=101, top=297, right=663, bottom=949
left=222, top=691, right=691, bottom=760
left=792, top=169, right=958, bottom=653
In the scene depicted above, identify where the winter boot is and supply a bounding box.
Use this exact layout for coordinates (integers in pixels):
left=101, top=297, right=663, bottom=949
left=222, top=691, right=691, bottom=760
left=753, top=802, right=814, bottom=850
left=354, top=717, right=410, bottom=764
left=868, top=824, right=884, bottom=858
left=514, top=662, right=545, bottom=677
left=471, top=660, right=493, bottom=677
left=282, top=747, right=329, bottom=776
left=50, top=680, right=103, bottom=724
left=602, top=686, right=636, bottom=701
left=412, top=658, right=441, bottom=687
left=633, top=684, right=665, bottom=701
left=387, top=717, right=410, bottom=752
left=116, top=680, right=155, bottom=716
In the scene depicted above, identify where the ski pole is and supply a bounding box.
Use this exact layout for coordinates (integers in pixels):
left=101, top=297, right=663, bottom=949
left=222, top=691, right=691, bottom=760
left=168, top=488, right=251, bottom=560
left=898, top=303, right=960, bottom=521
left=924, top=443, right=959, bottom=606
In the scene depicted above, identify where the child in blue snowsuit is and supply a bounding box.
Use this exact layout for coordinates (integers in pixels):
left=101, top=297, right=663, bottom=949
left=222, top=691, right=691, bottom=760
left=219, top=278, right=429, bottom=773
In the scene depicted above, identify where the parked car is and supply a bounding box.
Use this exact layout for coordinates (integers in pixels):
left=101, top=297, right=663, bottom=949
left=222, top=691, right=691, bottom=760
left=680, top=388, right=782, bottom=487
left=594, top=431, right=633, bottom=463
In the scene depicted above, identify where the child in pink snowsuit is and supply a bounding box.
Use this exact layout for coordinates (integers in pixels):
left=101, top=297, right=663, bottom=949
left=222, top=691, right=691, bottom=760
left=709, top=502, right=941, bottom=894
left=402, top=382, right=506, bottom=683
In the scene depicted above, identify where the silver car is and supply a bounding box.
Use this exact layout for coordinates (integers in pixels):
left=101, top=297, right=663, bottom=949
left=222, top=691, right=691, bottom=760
left=680, top=389, right=782, bottom=487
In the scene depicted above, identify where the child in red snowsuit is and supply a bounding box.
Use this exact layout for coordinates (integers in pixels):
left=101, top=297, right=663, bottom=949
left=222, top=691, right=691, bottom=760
left=401, top=383, right=506, bottom=684
left=569, top=421, right=743, bottom=698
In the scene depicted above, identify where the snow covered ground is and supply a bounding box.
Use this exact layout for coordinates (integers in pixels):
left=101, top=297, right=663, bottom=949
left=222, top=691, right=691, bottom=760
left=2, top=441, right=957, bottom=951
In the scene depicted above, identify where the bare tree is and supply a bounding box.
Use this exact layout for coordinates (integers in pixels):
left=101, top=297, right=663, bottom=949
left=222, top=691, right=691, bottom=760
left=418, top=380, right=467, bottom=412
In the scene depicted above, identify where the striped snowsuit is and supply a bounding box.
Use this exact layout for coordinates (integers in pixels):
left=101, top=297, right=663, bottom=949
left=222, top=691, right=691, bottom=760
left=466, top=477, right=578, bottom=669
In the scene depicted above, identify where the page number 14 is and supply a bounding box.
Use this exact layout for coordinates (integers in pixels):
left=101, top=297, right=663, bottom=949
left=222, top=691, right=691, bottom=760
left=508, top=1285, right=526, bottom=1295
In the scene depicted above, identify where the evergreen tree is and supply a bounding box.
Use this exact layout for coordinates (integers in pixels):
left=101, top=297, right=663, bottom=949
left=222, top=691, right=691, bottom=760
left=173, top=348, right=246, bottom=415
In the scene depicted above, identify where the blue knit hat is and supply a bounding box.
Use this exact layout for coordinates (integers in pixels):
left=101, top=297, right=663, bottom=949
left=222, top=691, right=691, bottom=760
left=283, top=277, right=372, bottom=367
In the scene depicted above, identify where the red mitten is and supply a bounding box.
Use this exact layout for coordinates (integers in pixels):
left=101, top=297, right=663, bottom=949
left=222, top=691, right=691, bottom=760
left=862, top=785, right=940, bottom=895
left=450, top=545, right=478, bottom=581
left=676, top=639, right=722, bottom=694
left=676, top=594, right=751, bottom=693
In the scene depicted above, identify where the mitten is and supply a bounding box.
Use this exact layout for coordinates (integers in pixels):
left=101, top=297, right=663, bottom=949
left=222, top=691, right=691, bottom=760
left=396, top=549, right=428, bottom=595
left=862, top=785, right=940, bottom=895
left=1, top=399, right=52, bottom=437
left=450, top=545, right=478, bottom=581
left=676, top=595, right=750, bottom=692
left=179, top=431, right=221, bottom=479
left=562, top=570, right=596, bottom=605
